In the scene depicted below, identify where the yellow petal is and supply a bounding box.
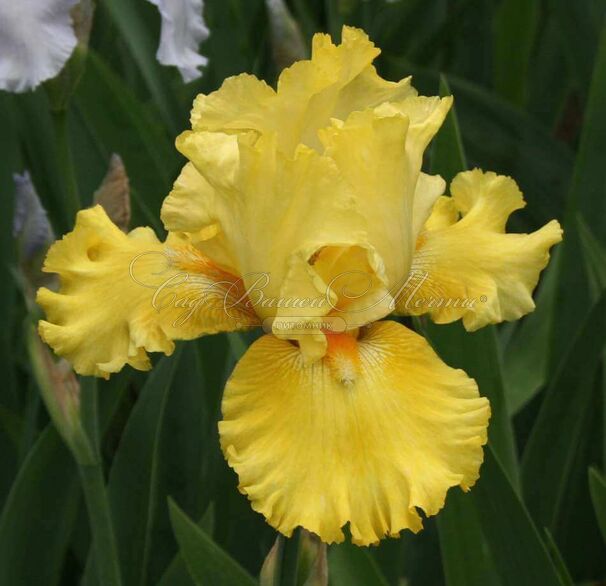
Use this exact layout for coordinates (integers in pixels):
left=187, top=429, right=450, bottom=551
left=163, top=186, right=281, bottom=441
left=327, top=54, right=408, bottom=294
left=311, top=244, right=394, bottom=329
left=175, top=129, right=369, bottom=310
left=172, top=128, right=381, bottom=358
left=423, top=195, right=458, bottom=231
left=220, top=320, right=490, bottom=545
left=331, top=64, right=416, bottom=121
left=375, top=95, right=453, bottom=171
left=160, top=162, right=216, bottom=235
left=37, top=206, right=257, bottom=378
left=165, top=29, right=454, bottom=356
left=319, top=108, right=446, bottom=299
left=398, top=169, right=563, bottom=329
left=319, top=110, right=413, bottom=289
left=274, top=26, right=379, bottom=151
left=412, top=173, right=447, bottom=238
left=191, top=73, right=276, bottom=133
left=189, top=26, right=419, bottom=155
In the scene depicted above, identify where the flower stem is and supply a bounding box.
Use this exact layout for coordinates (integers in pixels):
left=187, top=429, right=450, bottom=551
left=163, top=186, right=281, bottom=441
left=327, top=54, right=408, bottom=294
left=279, top=529, right=301, bottom=586
left=51, top=109, right=80, bottom=224
left=78, top=462, right=123, bottom=586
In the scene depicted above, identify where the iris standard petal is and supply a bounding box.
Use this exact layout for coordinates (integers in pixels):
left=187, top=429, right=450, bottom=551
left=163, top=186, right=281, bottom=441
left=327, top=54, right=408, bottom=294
left=37, top=206, right=256, bottom=378
left=398, top=169, right=563, bottom=329
left=219, top=320, right=490, bottom=545
left=165, top=27, right=453, bottom=357
left=319, top=107, right=448, bottom=293
left=190, top=26, right=416, bottom=154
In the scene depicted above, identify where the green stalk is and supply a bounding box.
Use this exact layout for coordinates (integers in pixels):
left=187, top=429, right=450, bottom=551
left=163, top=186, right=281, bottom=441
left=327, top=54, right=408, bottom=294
left=77, top=381, right=122, bottom=586
left=78, top=462, right=123, bottom=586
left=51, top=109, right=81, bottom=224
left=279, top=529, right=301, bottom=586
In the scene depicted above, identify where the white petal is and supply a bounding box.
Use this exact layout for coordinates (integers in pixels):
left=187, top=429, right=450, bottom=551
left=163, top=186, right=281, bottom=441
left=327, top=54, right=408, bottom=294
left=148, top=0, right=209, bottom=83
left=0, top=0, right=78, bottom=93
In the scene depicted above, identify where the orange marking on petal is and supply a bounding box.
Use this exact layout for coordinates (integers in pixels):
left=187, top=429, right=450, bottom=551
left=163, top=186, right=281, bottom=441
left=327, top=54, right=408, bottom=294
left=325, top=332, right=361, bottom=388
left=415, top=233, right=426, bottom=251
left=171, top=245, right=258, bottom=321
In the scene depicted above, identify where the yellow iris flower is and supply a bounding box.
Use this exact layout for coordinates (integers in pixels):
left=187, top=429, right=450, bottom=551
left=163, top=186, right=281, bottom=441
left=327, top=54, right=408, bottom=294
left=37, top=27, right=562, bottom=545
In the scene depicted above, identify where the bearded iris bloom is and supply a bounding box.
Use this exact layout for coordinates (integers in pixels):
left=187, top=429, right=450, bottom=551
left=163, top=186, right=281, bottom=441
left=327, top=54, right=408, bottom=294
left=37, top=27, right=562, bottom=545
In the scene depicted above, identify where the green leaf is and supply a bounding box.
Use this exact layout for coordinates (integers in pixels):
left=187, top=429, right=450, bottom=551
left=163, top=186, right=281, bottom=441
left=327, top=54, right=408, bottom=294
left=432, top=74, right=467, bottom=182
left=105, top=349, right=183, bottom=586
left=449, top=74, right=571, bottom=231
left=437, top=494, right=501, bottom=586
left=522, top=292, right=606, bottom=531
left=527, top=14, right=572, bottom=129
left=14, top=90, right=71, bottom=233
left=502, top=257, right=559, bottom=414
left=156, top=506, right=217, bottom=586
left=577, top=216, right=606, bottom=298
left=550, top=19, right=606, bottom=365
left=74, top=50, right=179, bottom=231
left=493, top=0, right=539, bottom=106
left=0, top=92, right=20, bottom=415
left=157, top=555, right=196, bottom=586
left=588, top=467, right=606, bottom=543
left=100, top=0, right=183, bottom=133
left=168, top=498, right=257, bottom=586
left=567, top=18, right=606, bottom=233
left=0, top=426, right=80, bottom=586
left=543, top=529, right=574, bottom=586
left=472, top=447, right=565, bottom=586
left=548, top=0, right=606, bottom=103
left=328, top=542, right=389, bottom=586
left=147, top=343, right=218, bottom=583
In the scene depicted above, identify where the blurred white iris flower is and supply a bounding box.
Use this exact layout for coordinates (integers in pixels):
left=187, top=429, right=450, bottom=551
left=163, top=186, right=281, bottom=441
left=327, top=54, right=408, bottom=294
left=0, top=0, right=79, bottom=92
left=147, top=0, right=209, bottom=82
left=0, top=0, right=209, bottom=93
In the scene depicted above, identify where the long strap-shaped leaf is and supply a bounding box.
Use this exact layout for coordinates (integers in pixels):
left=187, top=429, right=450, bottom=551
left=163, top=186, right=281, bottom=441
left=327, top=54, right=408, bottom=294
left=169, top=498, right=257, bottom=586
left=0, top=427, right=80, bottom=586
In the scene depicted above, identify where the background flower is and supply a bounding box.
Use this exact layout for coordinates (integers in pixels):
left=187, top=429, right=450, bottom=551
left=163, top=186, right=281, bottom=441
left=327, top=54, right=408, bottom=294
left=147, top=0, right=209, bottom=82
left=0, top=0, right=78, bottom=92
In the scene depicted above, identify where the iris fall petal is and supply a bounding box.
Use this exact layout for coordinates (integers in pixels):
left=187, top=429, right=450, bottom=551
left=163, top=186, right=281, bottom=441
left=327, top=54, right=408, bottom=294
left=220, top=320, right=490, bottom=545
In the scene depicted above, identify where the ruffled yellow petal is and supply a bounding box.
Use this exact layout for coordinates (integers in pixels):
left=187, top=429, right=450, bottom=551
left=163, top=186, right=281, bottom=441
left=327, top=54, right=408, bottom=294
left=330, top=64, right=415, bottom=121
left=164, top=27, right=453, bottom=357
left=319, top=110, right=412, bottom=289
left=311, top=244, right=394, bottom=330
left=160, top=162, right=214, bottom=234
left=423, top=195, right=458, bottom=231
left=189, top=26, right=417, bottom=155
left=397, top=169, right=563, bottom=329
left=37, top=206, right=256, bottom=378
left=375, top=95, right=453, bottom=171
left=412, top=173, right=448, bottom=237
left=191, top=73, right=276, bottom=133
left=173, top=128, right=386, bottom=357
left=219, top=320, right=490, bottom=545
left=318, top=108, right=447, bottom=303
